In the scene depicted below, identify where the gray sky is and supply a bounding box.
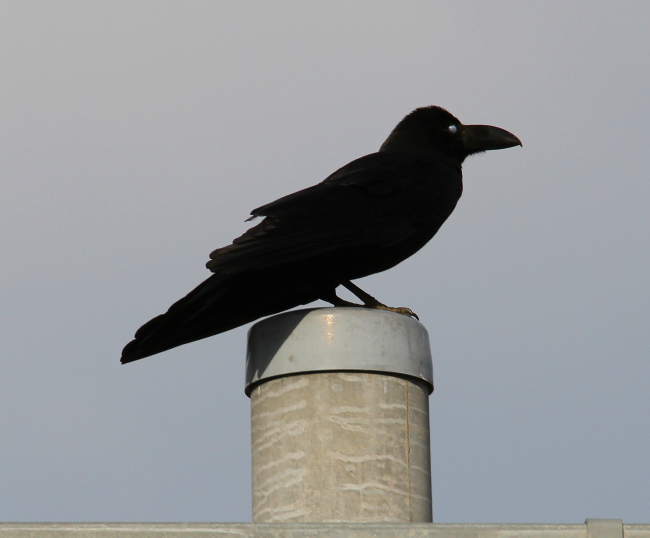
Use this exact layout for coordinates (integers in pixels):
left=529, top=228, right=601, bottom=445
left=1, top=0, right=649, bottom=524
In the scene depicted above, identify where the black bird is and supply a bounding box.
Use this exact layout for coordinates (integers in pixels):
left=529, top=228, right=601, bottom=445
left=121, top=106, right=520, bottom=363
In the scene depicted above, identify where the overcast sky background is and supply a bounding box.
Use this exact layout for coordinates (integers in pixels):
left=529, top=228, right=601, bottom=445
left=1, top=0, right=649, bottom=524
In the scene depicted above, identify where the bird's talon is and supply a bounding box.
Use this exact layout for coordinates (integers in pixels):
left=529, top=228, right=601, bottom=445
left=375, top=304, right=419, bottom=320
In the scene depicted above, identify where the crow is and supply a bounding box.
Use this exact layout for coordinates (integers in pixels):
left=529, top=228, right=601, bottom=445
left=121, top=106, right=520, bottom=363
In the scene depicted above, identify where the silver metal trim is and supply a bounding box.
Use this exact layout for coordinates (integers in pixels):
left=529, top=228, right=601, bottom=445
left=245, top=307, right=433, bottom=395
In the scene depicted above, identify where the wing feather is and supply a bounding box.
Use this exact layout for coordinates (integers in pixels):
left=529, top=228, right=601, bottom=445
left=206, top=152, right=459, bottom=274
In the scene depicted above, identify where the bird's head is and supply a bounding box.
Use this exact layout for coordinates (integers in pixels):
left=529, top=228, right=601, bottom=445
left=379, top=106, right=521, bottom=167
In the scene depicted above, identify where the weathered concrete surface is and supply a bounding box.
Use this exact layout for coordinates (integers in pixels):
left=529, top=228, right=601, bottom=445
left=250, top=372, right=431, bottom=522
left=1, top=521, right=645, bottom=538
left=587, top=519, right=624, bottom=538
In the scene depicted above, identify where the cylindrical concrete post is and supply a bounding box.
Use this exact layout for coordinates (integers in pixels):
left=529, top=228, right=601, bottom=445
left=246, top=307, right=433, bottom=523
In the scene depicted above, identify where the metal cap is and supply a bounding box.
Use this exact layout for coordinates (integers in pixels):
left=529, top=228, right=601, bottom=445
left=245, top=307, right=433, bottom=396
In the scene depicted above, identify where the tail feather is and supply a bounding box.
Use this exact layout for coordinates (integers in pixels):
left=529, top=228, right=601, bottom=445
left=120, top=269, right=323, bottom=364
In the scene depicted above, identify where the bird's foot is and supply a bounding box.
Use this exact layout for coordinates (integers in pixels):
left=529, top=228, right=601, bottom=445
left=373, top=304, right=419, bottom=320
left=335, top=280, right=419, bottom=320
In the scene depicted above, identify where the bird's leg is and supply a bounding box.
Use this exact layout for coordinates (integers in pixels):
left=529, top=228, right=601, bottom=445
left=340, top=280, right=419, bottom=320
left=319, top=289, right=364, bottom=308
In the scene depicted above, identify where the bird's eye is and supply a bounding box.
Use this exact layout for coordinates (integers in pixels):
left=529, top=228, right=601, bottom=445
left=448, top=125, right=458, bottom=133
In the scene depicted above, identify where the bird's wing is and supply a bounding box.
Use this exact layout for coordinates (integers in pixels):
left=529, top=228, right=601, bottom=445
left=206, top=152, right=460, bottom=274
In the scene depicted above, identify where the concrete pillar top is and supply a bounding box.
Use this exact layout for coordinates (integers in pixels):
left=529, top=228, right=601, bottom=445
left=245, top=307, right=433, bottom=396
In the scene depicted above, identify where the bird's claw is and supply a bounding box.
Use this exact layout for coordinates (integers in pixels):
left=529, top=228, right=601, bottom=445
left=374, top=304, right=419, bottom=321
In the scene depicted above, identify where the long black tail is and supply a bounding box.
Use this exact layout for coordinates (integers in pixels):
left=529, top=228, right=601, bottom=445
left=120, top=268, right=323, bottom=364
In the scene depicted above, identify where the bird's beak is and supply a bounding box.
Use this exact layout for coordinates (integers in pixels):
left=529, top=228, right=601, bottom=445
left=461, top=124, right=522, bottom=153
